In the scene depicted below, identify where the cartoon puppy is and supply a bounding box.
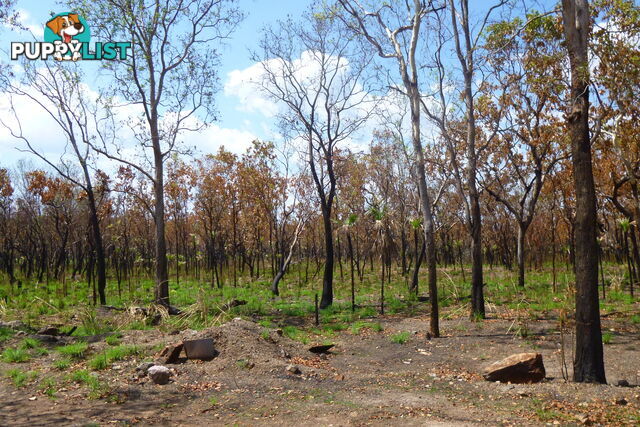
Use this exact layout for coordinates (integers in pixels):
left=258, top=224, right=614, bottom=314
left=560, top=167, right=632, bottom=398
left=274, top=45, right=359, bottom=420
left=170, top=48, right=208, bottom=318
left=46, top=14, right=84, bottom=61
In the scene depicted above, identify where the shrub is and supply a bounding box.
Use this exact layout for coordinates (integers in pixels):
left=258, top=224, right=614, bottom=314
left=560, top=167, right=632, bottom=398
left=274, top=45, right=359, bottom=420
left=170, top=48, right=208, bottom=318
left=56, top=342, right=89, bottom=359
left=2, top=347, right=31, bottom=363
left=390, top=331, right=410, bottom=344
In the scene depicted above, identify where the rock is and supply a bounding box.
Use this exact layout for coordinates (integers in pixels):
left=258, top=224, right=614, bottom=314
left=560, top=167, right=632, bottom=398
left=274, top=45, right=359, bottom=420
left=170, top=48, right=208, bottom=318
left=575, top=414, right=592, bottom=425
left=308, top=344, right=334, bottom=354
left=483, top=353, right=545, bottom=384
left=135, top=362, right=156, bottom=376
left=148, top=365, right=171, bottom=385
left=37, top=326, right=60, bottom=336
left=29, top=334, right=59, bottom=344
left=0, top=320, right=28, bottom=330
left=183, top=338, right=217, bottom=360
left=617, top=379, right=630, bottom=387
left=279, top=348, right=291, bottom=359
left=285, top=364, right=301, bottom=375
left=158, top=343, right=184, bottom=364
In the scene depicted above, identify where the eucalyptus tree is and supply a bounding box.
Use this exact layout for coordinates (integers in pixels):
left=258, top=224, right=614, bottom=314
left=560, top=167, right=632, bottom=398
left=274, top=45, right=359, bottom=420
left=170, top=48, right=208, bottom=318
left=0, top=61, right=109, bottom=304
left=418, top=0, right=509, bottom=318
left=75, top=0, right=243, bottom=309
left=254, top=8, right=376, bottom=309
left=561, top=0, right=606, bottom=384
left=337, top=0, right=443, bottom=336
left=480, top=13, right=567, bottom=288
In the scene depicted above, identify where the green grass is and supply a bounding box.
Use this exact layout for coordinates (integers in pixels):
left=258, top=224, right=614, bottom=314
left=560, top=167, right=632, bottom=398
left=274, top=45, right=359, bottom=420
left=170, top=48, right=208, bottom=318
left=88, top=345, right=139, bottom=370
left=2, top=347, right=31, bottom=363
left=390, top=331, right=410, bottom=344
left=56, top=342, right=89, bottom=359
left=68, top=369, right=106, bottom=398
left=53, top=358, right=71, bottom=370
left=5, top=369, right=38, bottom=387
left=105, top=334, right=121, bottom=346
left=282, top=326, right=309, bottom=344
left=19, top=337, right=41, bottom=349
left=602, top=331, right=613, bottom=345
left=39, top=377, right=57, bottom=398
left=0, top=327, right=15, bottom=342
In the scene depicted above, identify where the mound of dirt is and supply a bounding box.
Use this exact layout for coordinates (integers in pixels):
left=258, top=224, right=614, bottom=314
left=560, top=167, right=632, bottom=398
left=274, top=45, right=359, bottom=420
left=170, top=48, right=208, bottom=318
left=179, top=318, right=304, bottom=372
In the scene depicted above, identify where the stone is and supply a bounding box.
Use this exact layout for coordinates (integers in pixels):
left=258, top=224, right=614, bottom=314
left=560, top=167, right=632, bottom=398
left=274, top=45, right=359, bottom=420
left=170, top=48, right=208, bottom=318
left=617, top=379, right=630, bottom=387
left=29, top=334, right=59, bottom=343
left=135, top=362, right=156, bottom=377
left=158, top=343, right=184, bottom=364
left=148, top=365, right=171, bottom=385
left=0, top=320, right=28, bottom=330
left=483, top=353, right=545, bottom=384
left=279, top=348, right=291, bottom=359
left=37, top=326, right=60, bottom=336
left=285, top=364, right=301, bottom=375
left=575, top=414, right=592, bottom=425
left=308, top=344, right=334, bottom=354
left=615, top=398, right=628, bottom=406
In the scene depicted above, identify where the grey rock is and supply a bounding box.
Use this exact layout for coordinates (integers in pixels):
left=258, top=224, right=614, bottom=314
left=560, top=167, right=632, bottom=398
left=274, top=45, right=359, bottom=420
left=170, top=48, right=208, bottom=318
left=135, top=362, right=156, bottom=375
left=148, top=365, right=171, bottom=385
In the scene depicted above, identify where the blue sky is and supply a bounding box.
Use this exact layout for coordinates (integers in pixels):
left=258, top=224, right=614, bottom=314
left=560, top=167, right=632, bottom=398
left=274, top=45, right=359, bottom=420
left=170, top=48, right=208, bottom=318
left=0, top=0, right=314, bottom=165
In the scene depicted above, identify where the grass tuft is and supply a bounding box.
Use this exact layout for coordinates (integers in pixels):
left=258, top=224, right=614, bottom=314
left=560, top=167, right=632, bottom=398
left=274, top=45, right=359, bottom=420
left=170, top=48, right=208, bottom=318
left=2, top=347, right=31, bottom=363
left=56, top=342, right=89, bottom=359
left=390, top=331, right=410, bottom=344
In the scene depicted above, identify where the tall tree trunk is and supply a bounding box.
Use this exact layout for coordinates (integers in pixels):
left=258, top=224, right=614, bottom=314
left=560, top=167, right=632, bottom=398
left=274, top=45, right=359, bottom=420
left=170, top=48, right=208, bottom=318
left=319, top=207, right=334, bottom=309
left=409, top=84, right=439, bottom=337
left=562, top=0, right=606, bottom=384
left=517, top=222, right=527, bottom=288
left=153, top=144, right=170, bottom=307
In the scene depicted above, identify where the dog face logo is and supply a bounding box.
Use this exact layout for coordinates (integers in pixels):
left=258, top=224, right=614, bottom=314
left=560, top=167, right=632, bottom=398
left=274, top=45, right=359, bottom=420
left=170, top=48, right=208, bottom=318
left=46, top=14, right=84, bottom=44
left=44, top=12, right=90, bottom=61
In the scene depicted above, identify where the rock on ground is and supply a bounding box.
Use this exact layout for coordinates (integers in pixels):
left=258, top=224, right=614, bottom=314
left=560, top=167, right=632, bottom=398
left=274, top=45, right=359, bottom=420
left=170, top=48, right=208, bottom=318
left=148, top=365, right=172, bottom=385
left=483, top=352, right=545, bottom=384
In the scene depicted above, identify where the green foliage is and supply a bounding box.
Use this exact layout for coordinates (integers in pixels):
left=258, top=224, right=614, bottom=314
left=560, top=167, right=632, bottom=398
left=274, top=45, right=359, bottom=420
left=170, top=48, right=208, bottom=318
left=19, top=337, right=41, bottom=349
left=0, top=327, right=15, bottom=342
left=372, top=322, right=383, bottom=332
left=5, top=368, right=38, bottom=387
left=282, top=326, right=309, bottom=344
left=602, top=331, right=613, bottom=344
left=2, top=347, right=31, bottom=363
left=105, top=334, right=121, bottom=346
left=39, top=377, right=57, bottom=398
left=88, top=345, right=139, bottom=370
left=53, top=358, right=71, bottom=370
left=390, top=331, right=410, bottom=344
left=56, top=342, right=89, bottom=359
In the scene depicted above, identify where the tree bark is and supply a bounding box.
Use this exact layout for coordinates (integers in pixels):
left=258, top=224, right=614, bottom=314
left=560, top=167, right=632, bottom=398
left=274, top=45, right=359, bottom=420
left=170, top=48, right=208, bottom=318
left=517, top=223, right=527, bottom=288
left=561, top=0, right=606, bottom=384
left=153, top=139, right=170, bottom=307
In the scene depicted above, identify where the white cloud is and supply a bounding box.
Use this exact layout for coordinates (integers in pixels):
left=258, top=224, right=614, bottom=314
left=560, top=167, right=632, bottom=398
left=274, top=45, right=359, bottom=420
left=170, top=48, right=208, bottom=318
left=225, top=63, right=278, bottom=116
left=191, top=124, right=256, bottom=155
left=9, top=9, right=44, bottom=39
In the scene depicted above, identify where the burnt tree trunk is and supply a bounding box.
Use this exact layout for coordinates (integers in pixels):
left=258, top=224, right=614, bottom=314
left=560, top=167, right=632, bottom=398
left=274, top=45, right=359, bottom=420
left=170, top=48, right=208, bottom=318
left=561, top=0, right=606, bottom=384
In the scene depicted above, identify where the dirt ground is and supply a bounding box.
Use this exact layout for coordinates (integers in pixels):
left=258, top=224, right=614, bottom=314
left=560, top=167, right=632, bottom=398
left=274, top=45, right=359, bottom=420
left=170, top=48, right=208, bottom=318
left=1, top=311, right=639, bottom=426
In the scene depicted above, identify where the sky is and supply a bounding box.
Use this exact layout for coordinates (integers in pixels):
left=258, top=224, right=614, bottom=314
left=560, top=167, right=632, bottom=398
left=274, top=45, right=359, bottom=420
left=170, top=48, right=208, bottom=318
left=0, top=0, right=314, bottom=167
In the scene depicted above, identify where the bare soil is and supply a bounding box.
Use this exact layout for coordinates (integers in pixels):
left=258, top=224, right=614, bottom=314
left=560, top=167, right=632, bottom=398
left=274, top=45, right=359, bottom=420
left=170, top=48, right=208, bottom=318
left=1, top=311, right=639, bottom=426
